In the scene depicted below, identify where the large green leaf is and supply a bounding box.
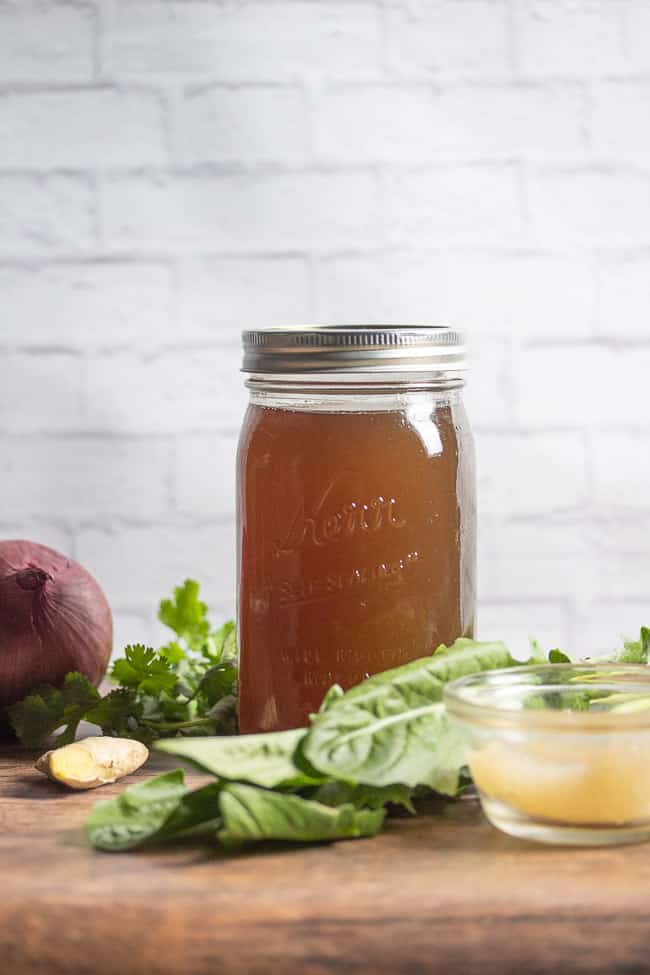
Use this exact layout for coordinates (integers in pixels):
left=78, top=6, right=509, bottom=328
left=86, top=770, right=222, bottom=852
left=86, top=770, right=189, bottom=851
left=155, top=728, right=319, bottom=789
left=302, top=639, right=514, bottom=794
left=312, top=780, right=415, bottom=813
left=217, top=783, right=385, bottom=847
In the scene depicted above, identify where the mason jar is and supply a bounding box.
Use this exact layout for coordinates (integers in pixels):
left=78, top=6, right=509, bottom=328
left=237, top=326, right=475, bottom=733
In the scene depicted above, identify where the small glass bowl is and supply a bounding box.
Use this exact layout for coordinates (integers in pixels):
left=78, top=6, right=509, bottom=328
left=444, top=664, right=650, bottom=846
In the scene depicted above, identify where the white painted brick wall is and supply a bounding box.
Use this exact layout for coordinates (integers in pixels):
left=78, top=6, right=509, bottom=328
left=513, top=0, right=627, bottom=76
left=179, top=86, right=307, bottom=165
left=315, top=83, right=586, bottom=162
left=1, top=0, right=649, bottom=659
left=0, top=174, right=96, bottom=254
left=107, top=1, right=384, bottom=81
left=0, top=262, right=175, bottom=346
left=0, top=352, right=84, bottom=431
left=0, top=89, right=168, bottom=169
left=1, top=437, right=171, bottom=520
left=178, top=256, right=311, bottom=340
left=385, top=0, right=511, bottom=78
left=102, top=170, right=380, bottom=251
left=385, top=164, right=524, bottom=245
left=0, top=1, right=96, bottom=82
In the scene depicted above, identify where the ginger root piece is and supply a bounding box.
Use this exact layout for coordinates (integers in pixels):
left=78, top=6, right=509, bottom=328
left=36, top=737, right=149, bottom=790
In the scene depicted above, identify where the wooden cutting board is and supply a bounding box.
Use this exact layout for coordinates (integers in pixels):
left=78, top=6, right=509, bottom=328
left=2, top=743, right=649, bottom=975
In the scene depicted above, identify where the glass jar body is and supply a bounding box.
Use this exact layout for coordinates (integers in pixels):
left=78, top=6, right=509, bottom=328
left=237, top=385, right=476, bottom=733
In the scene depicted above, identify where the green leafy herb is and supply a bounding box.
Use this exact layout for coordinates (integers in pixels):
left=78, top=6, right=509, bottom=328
left=155, top=728, right=322, bottom=789
left=8, top=672, right=100, bottom=747
left=87, top=772, right=385, bottom=852
left=85, top=626, right=650, bottom=856
left=159, top=579, right=211, bottom=651
left=110, top=645, right=178, bottom=696
left=311, top=780, right=415, bottom=814
left=317, top=684, right=345, bottom=712
left=548, top=649, right=571, bottom=664
left=217, top=784, right=385, bottom=848
left=617, top=627, right=650, bottom=664
left=86, top=769, right=192, bottom=851
left=301, top=639, right=514, bottom=794
left=86, top=770, right=224, bottom=852
left=8, top=579, right=238, bottom=748
left=84, top=688, right=143, bottom=738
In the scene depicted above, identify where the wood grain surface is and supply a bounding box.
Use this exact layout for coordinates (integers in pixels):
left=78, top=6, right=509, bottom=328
left=2, top=743, right=650, bottom=975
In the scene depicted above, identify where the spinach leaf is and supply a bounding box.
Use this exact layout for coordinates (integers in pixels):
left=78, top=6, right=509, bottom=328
left=312, top=780, right=415, bottom=813
left=548, top=649, right=571, bottom=663
left=302, top=638, right=513, bottom=794
left=217, top=783, right=385, bottom=848
left=154, top=728, right=321, bottom=789
left=307, top=700, right=465, bottom=794
left=317, top=684, right=345, bottom=712
left=154, top=781, right=223, bottom=841
left=86, top=770, right=190, bottom=851
left=86, top=770, right=223, bottom=852
left=338, top=638, right=513, bottom=707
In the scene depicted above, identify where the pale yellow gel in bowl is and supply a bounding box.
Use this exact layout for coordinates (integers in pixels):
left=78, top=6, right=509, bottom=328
left=469, top=736, right=650, bottom=825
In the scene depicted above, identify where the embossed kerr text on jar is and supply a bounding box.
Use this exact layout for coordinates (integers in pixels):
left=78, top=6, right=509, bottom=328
left=237, top=327, right=476, bottom=733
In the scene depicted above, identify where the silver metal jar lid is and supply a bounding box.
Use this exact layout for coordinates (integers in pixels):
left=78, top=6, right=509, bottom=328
left=241, top=325, right=466, bottom=384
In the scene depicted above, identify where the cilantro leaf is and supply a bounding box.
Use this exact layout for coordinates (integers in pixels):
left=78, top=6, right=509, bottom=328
left=196, top=662, right=238, bottom=707
left=110, top=644, right=178, bottom=696
left=8, top=672, right=100, bottom=747
left=85, top=688, right=145, bottom=739
left=203, top=620, right=237, bottom=661
left=206, top=694, right=238, bottom=734
left=159, top=579, right=210, bottom=651
left=159, top=641, right=185, bottom=665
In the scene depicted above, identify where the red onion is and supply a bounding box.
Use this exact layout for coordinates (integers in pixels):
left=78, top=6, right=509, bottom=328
left=0, top=540, right=112, bottom=708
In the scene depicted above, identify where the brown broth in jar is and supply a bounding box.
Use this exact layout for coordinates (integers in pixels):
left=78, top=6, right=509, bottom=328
left=237, top=393, right=475, bottom=733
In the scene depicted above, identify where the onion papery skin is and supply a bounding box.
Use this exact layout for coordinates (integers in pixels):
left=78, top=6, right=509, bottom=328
left=0, top=540, right=113, bottom=708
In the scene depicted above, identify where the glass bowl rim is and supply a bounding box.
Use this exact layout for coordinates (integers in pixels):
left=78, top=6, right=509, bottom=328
left=444, top=663, right=650, bottom=731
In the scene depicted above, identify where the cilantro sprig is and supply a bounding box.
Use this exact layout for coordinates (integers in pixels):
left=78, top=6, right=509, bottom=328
left=7, top=580, right=238, bottom=748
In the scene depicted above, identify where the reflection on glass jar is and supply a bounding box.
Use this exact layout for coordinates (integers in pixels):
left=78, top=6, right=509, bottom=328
left=237, top=327, right=476, bottom=733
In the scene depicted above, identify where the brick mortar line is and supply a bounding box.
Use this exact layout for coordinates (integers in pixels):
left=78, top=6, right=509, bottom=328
left=10, top=162, right=650, bottom=180
left=3, top=76, right=650, bottom=96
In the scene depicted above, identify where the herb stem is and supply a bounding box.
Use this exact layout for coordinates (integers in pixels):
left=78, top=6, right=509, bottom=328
left=141, top=717, right=215, bottom=731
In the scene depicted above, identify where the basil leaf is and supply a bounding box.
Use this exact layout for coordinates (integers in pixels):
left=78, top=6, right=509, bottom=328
left=217, top=783, right=385, bottom=848
left=154, top=728, right=320, bottom=789
left=302, top=638, right=514, bottom=794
